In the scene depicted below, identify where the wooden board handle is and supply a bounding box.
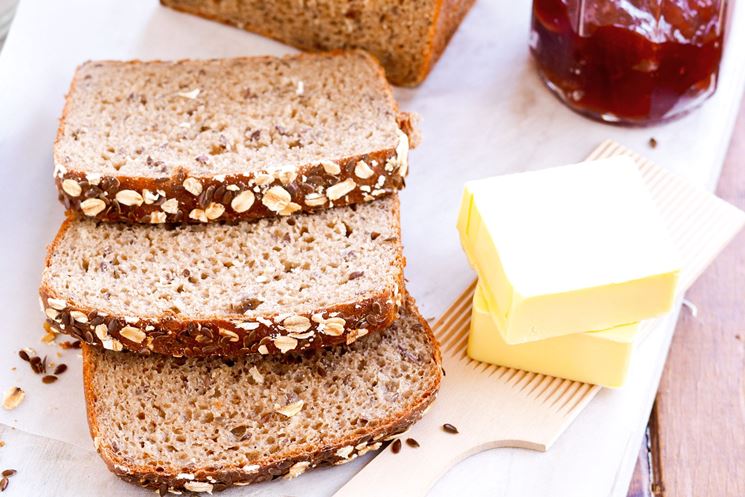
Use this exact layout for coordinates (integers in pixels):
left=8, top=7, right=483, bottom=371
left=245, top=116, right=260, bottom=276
left=333, top=428, right=475, bottom=497
left=332, top=409, right=546, bottom=497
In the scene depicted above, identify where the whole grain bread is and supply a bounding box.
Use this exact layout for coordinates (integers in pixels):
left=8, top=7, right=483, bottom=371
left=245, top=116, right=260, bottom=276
left=161, top=0, right=475, bottom=86
left=40, top=196, right=404, bottom=357
left=54, top=51, right=418, bottom=224
left=83, top=297, right=442, bottom=493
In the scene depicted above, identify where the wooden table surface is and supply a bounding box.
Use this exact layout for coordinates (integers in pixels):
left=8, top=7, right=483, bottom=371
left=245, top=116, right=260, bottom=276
left=627, top=101, right=745, bottom=497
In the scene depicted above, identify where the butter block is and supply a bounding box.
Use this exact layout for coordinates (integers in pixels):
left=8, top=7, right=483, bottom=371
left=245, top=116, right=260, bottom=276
left=457, top=156, right=680, bottom=344
left=468, top=283, right=637, bottom=388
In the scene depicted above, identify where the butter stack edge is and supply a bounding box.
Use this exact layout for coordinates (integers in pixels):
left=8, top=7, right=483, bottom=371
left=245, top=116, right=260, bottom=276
left=468, top=284, right=637, bottom=388
left=457, top=156, right=680, bottom=345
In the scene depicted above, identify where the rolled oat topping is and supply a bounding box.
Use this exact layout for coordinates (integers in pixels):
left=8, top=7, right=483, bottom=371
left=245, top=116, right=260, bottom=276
left=80, top=198, right=106, bottom=216
left=120, top=326, right=146, bottom=343
left=262, top=185, right=291, bottom=212
left=354, top=160, right=375, bottom=179
left=160, top=198, right=179, bottom=214
left=326, top=178, right=356, bottom=201
left=286, top=461, right=311, bottom=479
left=204, top=202, right=225, bottom=220
left=115, top=189, right=144, bottom=206
left=282, top=315, right=311, bottom=333
left=183, top=481, right=213, bottom=493
left=230, top=190, right=255, bottom=213
left=183, top=177, right=203, bottom=196
left=61, top=179, right=82, bottom=197
left=319, top=160, right=341, bottom=175
left=2, top=387, right=24, bottom=410
left=273, top=335, right=298, bottom=353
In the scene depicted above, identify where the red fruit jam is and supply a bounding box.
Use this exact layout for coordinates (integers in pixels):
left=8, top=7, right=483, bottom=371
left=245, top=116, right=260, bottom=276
left=530, top=0, right=728, bottom=125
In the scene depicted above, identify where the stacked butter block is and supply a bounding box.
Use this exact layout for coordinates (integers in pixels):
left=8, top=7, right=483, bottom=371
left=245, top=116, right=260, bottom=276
left=457, top=157, right=681, bottom=387
left=40, top=51, right=442, bottom=493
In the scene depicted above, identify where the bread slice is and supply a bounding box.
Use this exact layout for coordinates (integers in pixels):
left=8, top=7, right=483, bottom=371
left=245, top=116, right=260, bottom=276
left=161, top=0, right=476, bottom=86
left=83, top=297, right=442, bottom=493
left=54, top=51, right=418, bottom=224
left=40, top=196, right=404, bottom=357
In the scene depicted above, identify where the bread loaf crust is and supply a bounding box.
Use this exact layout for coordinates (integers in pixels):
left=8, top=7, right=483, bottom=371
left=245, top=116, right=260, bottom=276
left=55, top=148, right=410, bottom=224
left=39, top=199, right=405, bottom=358
left=420, top=0, right=477, bottom=85
left=160, top=0, right=475, bottom=86
left=82, top=298, right=442, bottom=493
left=40, top=287, right=400, bottom=357
left=54, top=52, right=417, bottom=224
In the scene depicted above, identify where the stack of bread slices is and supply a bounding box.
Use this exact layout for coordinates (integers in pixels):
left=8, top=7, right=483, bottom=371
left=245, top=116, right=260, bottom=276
left=39, top=51, right=442, bottom=494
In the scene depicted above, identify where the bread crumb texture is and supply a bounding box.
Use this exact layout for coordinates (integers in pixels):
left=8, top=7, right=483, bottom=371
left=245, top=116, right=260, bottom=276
left=85, top=300, right=441, bottom=489
left=56, top=52, right=402, bottom=178
left=43, top=197, right=400, bottom=318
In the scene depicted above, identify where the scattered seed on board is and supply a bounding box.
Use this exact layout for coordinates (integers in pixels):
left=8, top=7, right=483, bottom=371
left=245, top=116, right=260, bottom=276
left=405, top=438, right=420, bottom=448
left=1, top=470, right=15, bottom=478
left=648, top=137, right=658, bottom=148
left=17, top=350, right=29, bottom=362
left=42, top=375, right=58, bottom=384
left=0, top=477, right=8, bottom=492
left=443, top=423, right=459, bottom=434
left=391, top=438, right=402, bottom=454
left=29, top=356, right=42, bottom=374
left=54, top=364, right=68, bottom=375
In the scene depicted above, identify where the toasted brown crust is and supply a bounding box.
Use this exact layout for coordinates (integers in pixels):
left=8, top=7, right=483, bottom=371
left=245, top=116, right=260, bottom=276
left=160, top=0, right=474, bottom=87
left=414, top=0, right=477, bottom=86
left=54, top=51, right=415, bottom=224
left=39, top=197, right=405, bottom=358
left=82, top=297, right=442, bottom=493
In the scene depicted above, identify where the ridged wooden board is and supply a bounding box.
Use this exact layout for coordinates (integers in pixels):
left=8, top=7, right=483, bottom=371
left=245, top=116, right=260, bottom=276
left=333, top=140, right=745, bottom=497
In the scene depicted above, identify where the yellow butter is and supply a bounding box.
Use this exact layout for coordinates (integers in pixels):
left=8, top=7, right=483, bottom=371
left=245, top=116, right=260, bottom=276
left=468, top=283, right=637, bottom=388
left=457, top=156, right=680, bottom=344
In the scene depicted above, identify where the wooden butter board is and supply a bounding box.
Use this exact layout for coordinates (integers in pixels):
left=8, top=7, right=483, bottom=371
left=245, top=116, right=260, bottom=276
left=332, top=141, right=745, bottom=497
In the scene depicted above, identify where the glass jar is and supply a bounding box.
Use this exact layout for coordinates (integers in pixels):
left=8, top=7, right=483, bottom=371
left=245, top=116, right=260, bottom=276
left=530, top=0, right=728, bottom=125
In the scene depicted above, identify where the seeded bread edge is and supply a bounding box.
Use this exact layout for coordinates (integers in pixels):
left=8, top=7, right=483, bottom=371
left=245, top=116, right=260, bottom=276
left=38, top=197, right=405, bottom=358
left=53, top=51, right=417, bottom=224
left=81, top=296, right=442, bottom=493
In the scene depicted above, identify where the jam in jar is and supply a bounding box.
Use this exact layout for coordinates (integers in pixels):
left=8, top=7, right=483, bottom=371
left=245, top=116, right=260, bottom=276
left=530, top=0, right=728, bottom=125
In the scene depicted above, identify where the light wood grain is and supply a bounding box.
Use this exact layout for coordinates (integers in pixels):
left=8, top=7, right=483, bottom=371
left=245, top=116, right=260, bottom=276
left=333, top=280, right=601, bottom=497
left=333, top=141, right=745, bottom=497
left=628, top=100, right=745, bottom=497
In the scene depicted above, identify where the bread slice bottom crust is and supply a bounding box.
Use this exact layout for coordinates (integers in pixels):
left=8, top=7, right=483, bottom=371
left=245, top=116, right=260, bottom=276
left=83, top=296, right=442, bottom=493
left=40, top=196, right=405, bottom=358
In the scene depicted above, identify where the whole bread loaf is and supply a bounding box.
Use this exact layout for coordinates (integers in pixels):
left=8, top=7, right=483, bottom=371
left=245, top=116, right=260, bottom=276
left=40, top=197, right=404, bottom=357
left=160, top=0, right=475, bottom=86
left=83, top=297, right=442, bottom=493
left=54, top=51, right=418, bottom=224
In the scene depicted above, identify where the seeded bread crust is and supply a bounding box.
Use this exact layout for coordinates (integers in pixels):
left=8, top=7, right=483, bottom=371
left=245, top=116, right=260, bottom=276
left=160, top=0, right=476, bottom=86
left=82, top=297, right=442, bottom=493
left=39, top=200, right=405, bottom=358
left=54, top=52, right=419, bottom=224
